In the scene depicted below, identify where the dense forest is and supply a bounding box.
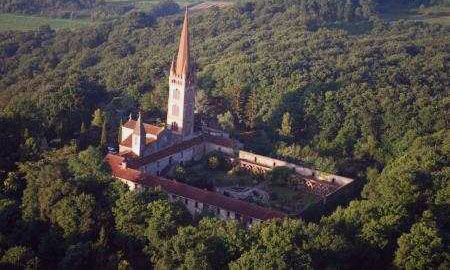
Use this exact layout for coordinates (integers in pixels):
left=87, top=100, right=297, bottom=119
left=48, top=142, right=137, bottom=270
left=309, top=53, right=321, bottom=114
left=0, top=0, right=449, bottom=269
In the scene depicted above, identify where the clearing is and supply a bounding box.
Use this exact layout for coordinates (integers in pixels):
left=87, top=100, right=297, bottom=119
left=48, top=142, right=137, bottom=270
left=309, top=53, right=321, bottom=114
left=0, top=14, right=94, bottom=31
left=380, top=6, right=450, bottom=26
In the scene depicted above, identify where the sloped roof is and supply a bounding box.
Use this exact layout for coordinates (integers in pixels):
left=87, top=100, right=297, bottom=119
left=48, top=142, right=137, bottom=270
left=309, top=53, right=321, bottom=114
left=105, top=153, right=143, bottom=182
left=128, top=135, right=204, bottom=168
left=106, top=152, right=285, bottom=221
left=205, top=134, right=234, bottom=148
left=119, top=135, right=157, bottom=148
left=142, top=175, right=285, bottom=220
left=175, top=8, right=190, bottom=77
left=123, top=120, right=164, bottom=136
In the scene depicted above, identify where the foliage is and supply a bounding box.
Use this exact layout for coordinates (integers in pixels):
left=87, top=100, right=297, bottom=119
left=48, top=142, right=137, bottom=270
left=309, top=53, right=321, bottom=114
left=0, top=0, right=448, bottom=268
left=394, top=212, right=449, bottom=270
left=217, top=111, right=235, bottom=133
left=91, top=108, right=104, bottom=127
left=267, top=166, right=292, bottom=186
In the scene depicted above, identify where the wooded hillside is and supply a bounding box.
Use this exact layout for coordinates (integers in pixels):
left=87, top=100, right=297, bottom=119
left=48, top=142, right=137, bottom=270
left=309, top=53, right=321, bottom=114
left=0, top=0, right=448, bottom=269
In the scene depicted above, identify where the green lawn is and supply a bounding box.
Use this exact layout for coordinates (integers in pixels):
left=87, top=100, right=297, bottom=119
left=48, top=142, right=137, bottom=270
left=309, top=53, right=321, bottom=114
left=380, top=6, right=450, bottom=26
left=0, top=14, right=94, bottom=32
left=185, top=163, right=257, bottom=187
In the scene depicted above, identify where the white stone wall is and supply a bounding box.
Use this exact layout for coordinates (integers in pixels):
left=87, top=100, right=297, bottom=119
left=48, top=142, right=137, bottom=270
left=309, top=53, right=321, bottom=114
left=238, top=151, right=354, bottom=187
left=117, top=177, right=142, bottom=191
left=121, top=127, right=133, bottom=142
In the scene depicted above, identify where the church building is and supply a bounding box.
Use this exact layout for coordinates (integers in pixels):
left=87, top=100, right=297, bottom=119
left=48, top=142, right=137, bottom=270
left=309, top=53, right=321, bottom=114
left=106, top=8, right=285, bottom=226
left=105, top=8, right=356, bottom=226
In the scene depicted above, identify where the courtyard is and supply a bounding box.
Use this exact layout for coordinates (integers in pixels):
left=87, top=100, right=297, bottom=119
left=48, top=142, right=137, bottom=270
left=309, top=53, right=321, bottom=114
left=166, top=152, right=324, bottom=215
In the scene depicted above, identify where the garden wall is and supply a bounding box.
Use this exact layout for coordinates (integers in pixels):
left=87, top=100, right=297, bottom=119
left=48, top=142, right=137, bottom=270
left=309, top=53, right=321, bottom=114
left=238, top=151, right=354, bottom=187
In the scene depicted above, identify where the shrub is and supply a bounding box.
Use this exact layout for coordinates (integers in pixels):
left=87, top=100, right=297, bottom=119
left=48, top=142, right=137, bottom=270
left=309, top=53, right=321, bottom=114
left=268, top=166, right=292, bottom=186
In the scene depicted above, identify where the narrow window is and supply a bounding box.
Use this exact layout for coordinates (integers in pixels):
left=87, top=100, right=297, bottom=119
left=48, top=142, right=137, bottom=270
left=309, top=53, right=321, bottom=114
left=185, top=199, right=188, bottom=205
left=173, top=88, right=180, bottom=100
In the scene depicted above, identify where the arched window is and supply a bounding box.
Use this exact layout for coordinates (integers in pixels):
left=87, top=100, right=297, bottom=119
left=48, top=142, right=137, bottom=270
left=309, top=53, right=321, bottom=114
left=173, top=88, right=180, bottom=100
left=172, top=104, right=179, bottom=116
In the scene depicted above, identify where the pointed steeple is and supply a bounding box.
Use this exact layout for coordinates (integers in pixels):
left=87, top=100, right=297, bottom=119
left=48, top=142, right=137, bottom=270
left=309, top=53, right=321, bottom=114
left=133, top=111, right=145, bottom=136
left=175, top=7, right=190, bottom=78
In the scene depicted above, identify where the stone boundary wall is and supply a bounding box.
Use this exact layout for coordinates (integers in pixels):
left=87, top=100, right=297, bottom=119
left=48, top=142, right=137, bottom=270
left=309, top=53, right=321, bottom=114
left=238, top=151, right=354, bottom=187
left=238, top=150, right=358, bottom=219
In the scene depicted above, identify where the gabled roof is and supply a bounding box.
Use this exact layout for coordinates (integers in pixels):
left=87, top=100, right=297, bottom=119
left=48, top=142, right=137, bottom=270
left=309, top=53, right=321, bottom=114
left=106, top=152, right=285, bottom=221
left=105, top=153, right=143, bottom=182
left=142, top=175, right=285, bottom=220
left=123, top=120, right=164, bottom=136
left=128, top=135, right=204, bottom=168
left=119, top=135, right=157, bottom=148
left=119, top=134, right=235, bottom=168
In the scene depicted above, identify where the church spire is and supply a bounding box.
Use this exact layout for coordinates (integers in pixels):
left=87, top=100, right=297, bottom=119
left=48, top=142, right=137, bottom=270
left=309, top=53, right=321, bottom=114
left=133, top=111, right=145, bottom=136
left=175, top=7, right=190, bottom=78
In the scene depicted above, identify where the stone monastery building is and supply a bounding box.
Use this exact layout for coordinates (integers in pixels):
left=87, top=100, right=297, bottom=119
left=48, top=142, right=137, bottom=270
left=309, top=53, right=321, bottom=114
left=106, top=8, right=354, bottom=227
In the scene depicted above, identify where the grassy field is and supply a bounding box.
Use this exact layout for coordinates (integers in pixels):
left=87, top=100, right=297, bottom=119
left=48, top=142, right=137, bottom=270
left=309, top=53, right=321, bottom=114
left=380, top=6, right=450, bottom=26
left=0, top=14, right=94, bottom=32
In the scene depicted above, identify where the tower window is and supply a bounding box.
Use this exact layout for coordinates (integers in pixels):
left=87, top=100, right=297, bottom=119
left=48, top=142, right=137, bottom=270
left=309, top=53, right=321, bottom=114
left=173, top=88, right=180, bottom=100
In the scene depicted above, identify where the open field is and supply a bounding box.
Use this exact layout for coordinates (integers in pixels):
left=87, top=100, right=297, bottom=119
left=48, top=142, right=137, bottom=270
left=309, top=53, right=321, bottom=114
left=380, top=6, right=450, bottom=26
left=0, top=14, right=94, bottom=31
left=104, top=0, right=234, bottom=9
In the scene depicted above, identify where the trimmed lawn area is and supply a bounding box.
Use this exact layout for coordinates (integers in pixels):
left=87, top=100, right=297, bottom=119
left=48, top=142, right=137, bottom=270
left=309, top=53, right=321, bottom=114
left=0, top=14, right=94, bottom=31
left=267, top=185, right=321, bottom=214
left=186, top=163, right=257, bottom=187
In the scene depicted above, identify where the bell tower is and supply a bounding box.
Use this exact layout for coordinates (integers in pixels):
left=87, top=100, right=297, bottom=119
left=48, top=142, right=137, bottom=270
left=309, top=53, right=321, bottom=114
left=166, top=7, right=195, bottom=139
left=132, top=112, right=145, bottom=157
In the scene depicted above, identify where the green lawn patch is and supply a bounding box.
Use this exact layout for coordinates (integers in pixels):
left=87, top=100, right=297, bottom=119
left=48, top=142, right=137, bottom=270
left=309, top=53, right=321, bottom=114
left=0, top=13, right=95, bottom=32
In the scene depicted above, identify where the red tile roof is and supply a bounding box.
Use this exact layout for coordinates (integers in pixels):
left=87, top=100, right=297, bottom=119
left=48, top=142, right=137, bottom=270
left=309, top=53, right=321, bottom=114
left=205, top=134, right=234, bottom=148
left=123, top=120, right=164, bottom=136
left=142, top=175, right=285, bottom=220
left=120, top=134, right=235, bottom=168
left=106, top=152, right=284, bottom=220
left=119, top=135, right=133, bottom=147
left=105, top=153, right=143, bottom=182
left=119, top=135, right=157, bottom=148
left=128, top=135, right=204, bottom=168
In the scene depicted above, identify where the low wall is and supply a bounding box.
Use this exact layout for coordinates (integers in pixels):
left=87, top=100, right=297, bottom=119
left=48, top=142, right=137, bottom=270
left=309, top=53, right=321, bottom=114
left=238, top=151, right=354, bottom=187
